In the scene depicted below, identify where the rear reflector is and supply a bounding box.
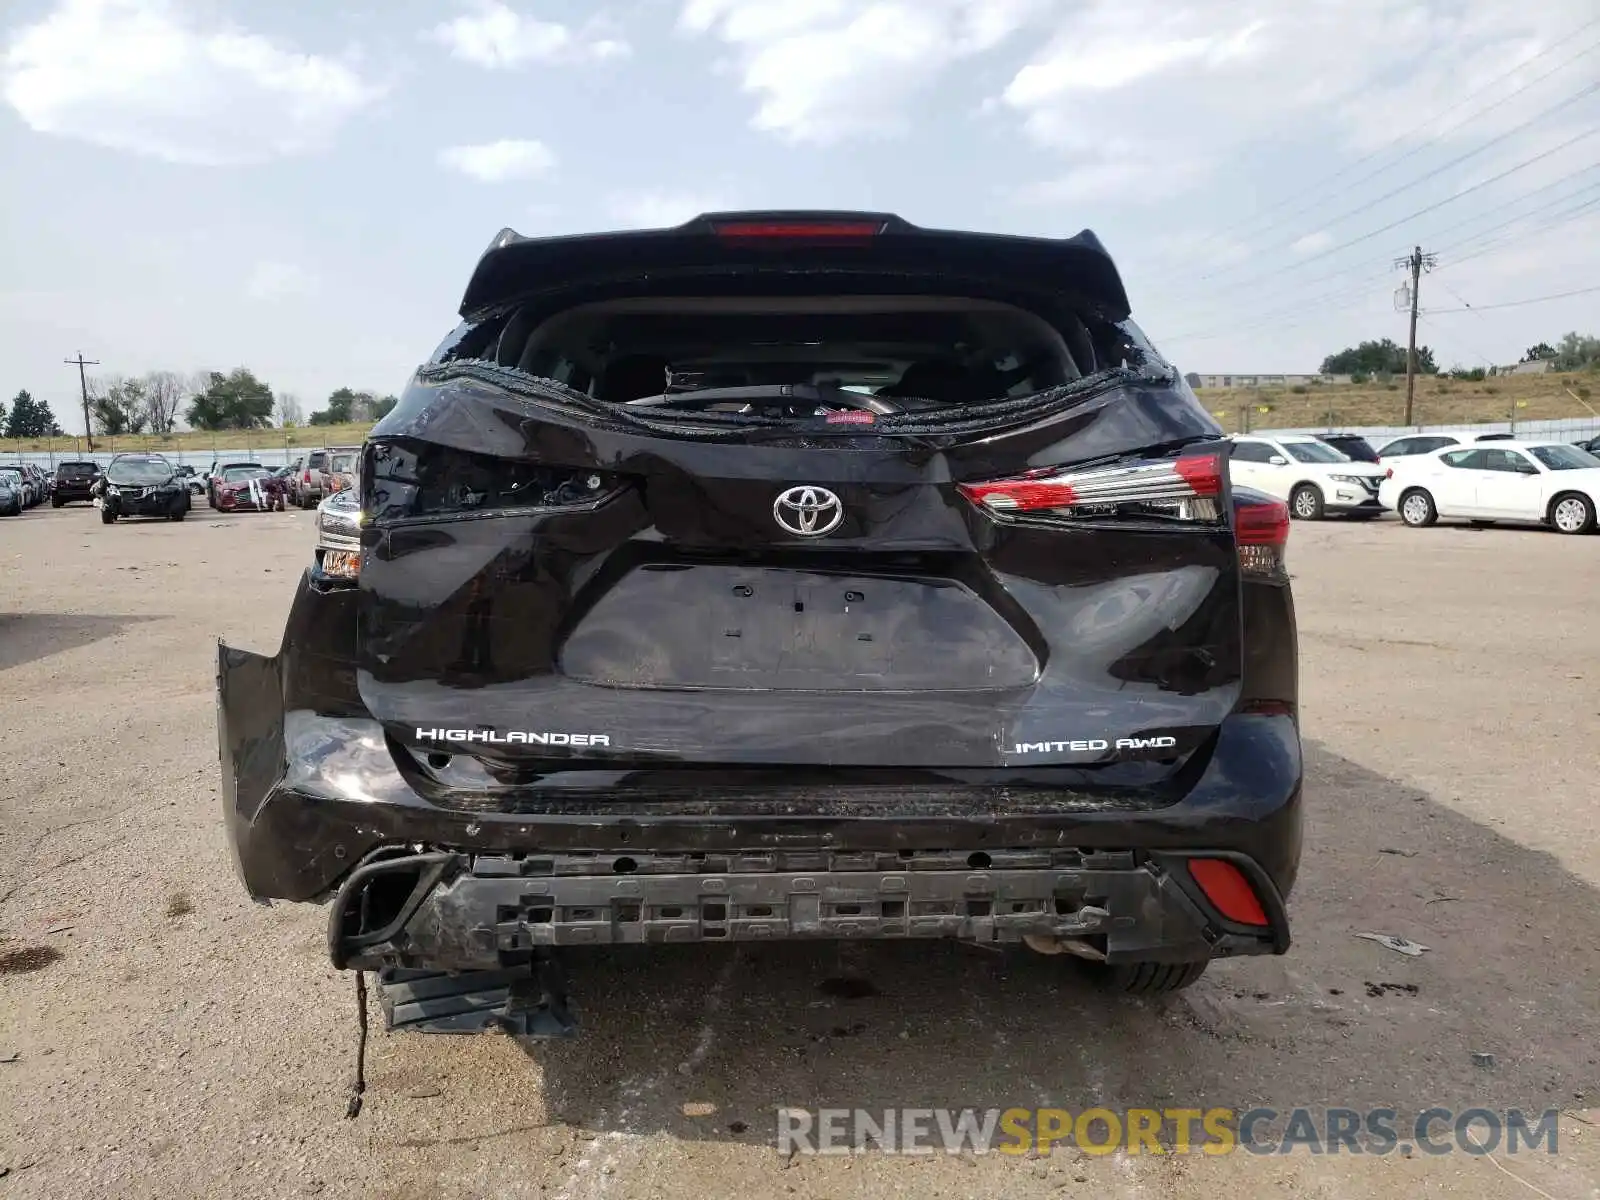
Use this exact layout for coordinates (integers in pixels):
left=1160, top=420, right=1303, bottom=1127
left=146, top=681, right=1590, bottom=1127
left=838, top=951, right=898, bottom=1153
left=957, top=451, right=1224, bottom=520
left=712, top=220, right=883, bottom=239
left=1187, top=858, right=1269, bottom=926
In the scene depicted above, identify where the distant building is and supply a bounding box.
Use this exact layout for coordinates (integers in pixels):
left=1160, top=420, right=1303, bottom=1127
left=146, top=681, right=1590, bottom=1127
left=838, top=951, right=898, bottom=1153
left=1191, top=373, right=1352, bottom=389
left=1500, top=359, right=1552, bottom=375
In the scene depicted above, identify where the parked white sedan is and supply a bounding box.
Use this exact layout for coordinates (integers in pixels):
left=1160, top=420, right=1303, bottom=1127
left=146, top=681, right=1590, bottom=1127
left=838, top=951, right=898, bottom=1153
left=1227, top=433, right=1388, bottom=520
left=1377, top=441, right=1600, bottom=534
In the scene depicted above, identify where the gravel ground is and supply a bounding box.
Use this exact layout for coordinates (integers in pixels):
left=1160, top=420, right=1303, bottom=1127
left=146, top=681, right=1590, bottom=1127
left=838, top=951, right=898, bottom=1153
left=2, top=504, right=1598, bottom=1199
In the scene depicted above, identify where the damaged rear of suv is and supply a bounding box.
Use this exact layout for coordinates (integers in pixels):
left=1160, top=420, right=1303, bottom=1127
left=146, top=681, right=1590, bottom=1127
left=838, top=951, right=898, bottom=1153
left=219, top=212, right=1301, bottom=1038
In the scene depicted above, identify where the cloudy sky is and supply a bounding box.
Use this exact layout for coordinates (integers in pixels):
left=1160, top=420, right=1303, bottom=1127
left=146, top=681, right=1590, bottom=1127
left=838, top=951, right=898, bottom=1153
left=3, top=0, right=1597, bottom=432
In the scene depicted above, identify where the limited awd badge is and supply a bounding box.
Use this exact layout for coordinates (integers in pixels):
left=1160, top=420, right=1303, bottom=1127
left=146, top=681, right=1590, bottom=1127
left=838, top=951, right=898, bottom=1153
left=773, top=485, right=844, bottom=537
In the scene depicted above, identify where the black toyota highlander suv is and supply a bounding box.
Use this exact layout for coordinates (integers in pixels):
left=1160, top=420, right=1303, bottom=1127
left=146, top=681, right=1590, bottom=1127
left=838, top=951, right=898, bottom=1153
left=218, top=212, right=1302, bottom=1038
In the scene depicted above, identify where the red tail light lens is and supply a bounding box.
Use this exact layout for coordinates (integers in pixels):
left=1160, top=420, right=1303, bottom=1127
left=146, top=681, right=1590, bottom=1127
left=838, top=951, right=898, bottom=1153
left=1234, top=499, right=1289, bottom=546
left=1234, top=497, right=1289, bottom=580
left=1188, top=858, right=1269, bottom=927
left=302, top=470, right=312, bottom=483
left=957, top=450, right=1224, bottom=522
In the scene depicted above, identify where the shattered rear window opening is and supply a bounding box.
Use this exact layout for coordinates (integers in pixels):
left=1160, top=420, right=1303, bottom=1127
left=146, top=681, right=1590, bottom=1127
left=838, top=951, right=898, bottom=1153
left=420, top=289, right=1173, bottom=431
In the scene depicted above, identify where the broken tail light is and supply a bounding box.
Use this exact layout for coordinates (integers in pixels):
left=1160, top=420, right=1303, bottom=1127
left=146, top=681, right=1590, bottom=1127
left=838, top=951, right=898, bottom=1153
left=957, top=448, right=1289, bottom=581
left=957, top=450, right=1224, bottom=524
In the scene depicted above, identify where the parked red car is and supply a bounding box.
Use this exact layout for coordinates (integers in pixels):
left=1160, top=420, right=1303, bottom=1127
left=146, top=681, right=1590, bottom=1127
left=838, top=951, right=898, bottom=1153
left=213, top=464, right=289, bottom=512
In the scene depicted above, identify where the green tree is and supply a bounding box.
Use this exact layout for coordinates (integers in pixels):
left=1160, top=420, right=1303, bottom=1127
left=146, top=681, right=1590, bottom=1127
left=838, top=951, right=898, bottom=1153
left=4, top=389, right=64, bottom=438
left=186, top=368, right=275, bottom=430
left=90, top=377, right=150, bottom=435
left=308, top=387, right=395, bottom=425
left=1551, top=332, right=1600, bottom=371
left=1522, top=342, right=1556, bottom=363
left=1320, top=339, right=1436, bottom=376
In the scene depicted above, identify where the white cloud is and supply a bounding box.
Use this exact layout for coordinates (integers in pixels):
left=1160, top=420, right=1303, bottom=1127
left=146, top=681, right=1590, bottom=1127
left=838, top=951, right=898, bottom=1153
left=437, top=139, right=555, bottom=182
left=1291, top=231, right=1334, bottom=255
left=432, top=2, right=630, bottom=68
left=678, top=0, right=1045, bottom=144
left=2, top=0, right=384, bottom=165
left=605, top=189, right=736, bottom=229
left=245, top=261, right=318, bottom=302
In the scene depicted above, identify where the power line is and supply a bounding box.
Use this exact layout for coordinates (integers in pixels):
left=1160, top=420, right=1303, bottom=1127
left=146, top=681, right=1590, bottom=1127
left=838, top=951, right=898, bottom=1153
left=1145, top=14, right=1600, bottom=283
left=1161, top=162, right=1600, bottom=325
left=1186, top=125, right=1600, bottom=298
left=1418, top=315, right=1497, bottom=369
left=1442, top=194, right=1600, bottom=269
left=1416, top=162, right=1600, bottom=244
left=1430, top=176, right=1600, bottom=257
left=1424, top=284, right=1600, bottom=313
left=1195, top=82, right=1599, bottom=287
left=1191, top=48, right=1600, bottom=278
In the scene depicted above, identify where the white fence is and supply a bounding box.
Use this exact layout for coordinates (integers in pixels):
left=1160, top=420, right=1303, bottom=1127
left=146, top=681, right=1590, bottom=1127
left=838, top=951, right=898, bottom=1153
left=4, top=416, right=1598, bottom=473
left=1265, top=415, right=1600, bottom=445
left=1, top=440, right=344, bottom=472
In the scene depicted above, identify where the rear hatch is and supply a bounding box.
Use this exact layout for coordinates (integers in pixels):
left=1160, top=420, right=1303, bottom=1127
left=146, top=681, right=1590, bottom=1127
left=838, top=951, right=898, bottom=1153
left=355, top=213, right=1245, bottom=778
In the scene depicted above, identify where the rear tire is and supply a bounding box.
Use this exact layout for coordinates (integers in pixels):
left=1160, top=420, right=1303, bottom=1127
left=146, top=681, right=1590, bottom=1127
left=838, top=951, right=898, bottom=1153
left=1290, top=484, right=1324, bottom=521
left=51, top=495, right=63, bottom=508
left=1399, top=488, right=1437, bottom=527
left=100, top=507, right=117, bottom=524
left=1550, top=493, right=1596, bottom=535
left=1108, top=961, right=1209, bottom=995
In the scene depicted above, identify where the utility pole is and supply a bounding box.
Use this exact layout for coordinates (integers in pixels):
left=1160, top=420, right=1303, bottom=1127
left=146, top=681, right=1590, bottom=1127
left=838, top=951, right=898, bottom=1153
left=1393, top=247, right=1437, bottom=425
left=64, top=353, right=100, bottom=450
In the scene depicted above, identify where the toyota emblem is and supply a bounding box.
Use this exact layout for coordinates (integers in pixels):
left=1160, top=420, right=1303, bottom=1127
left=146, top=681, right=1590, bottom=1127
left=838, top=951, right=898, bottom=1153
left=773, top=485, right=844, bottom=537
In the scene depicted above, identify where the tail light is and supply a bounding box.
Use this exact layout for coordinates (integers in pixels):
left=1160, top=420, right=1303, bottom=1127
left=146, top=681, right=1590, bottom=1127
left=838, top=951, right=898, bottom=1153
left=302, top=469, right=312, bottom=483
left=1234, top=497, right=1290, bottom=581
left=1384, top=467, right=1393, bottom=479
left=957, top=446, right=1289, bottom=581
left=957, top=450, right=1224, bottom=523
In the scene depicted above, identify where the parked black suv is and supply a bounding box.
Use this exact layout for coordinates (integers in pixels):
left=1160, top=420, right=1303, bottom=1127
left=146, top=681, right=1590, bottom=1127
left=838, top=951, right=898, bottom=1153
left=1316, top=433, right=1378, bottom=463
left=219, top=213, right=1303, bottom=1037
left=95, top=453, right=190, bottom=522
left=53, top=460, right=100, bottom=505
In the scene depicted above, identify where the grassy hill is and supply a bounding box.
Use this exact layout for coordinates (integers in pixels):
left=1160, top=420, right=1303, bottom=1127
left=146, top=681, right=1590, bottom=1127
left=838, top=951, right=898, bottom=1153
left=6, top=372, right=1597, bottom=456
left=1198, top=370, right=1597, bottom=433
left=4, top=422, right=373, bottom=458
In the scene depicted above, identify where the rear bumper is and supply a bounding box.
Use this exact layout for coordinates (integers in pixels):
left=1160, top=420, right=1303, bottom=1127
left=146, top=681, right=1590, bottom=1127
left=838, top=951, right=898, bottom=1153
left=219, top=640, right=1303, bottom=968
left=325, top=845, right=1288, bottom=972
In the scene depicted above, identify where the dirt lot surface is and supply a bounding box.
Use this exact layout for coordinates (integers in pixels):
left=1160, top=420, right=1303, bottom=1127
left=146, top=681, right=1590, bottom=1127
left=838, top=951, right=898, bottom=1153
left=2, top=504, right=1598, bottom=1199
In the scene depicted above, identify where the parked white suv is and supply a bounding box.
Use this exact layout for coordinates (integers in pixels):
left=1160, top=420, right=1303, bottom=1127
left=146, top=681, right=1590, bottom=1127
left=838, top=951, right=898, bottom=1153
left=1227, top=434, right=1387, bottom=520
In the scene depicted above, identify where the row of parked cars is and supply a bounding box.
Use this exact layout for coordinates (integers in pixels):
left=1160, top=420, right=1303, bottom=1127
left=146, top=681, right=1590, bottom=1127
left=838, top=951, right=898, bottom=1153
left=1226, top=430, right=1600, bottom=534
left=2, top=445, right=363, bottom=521
left=0, top=461, right=57, bottom=513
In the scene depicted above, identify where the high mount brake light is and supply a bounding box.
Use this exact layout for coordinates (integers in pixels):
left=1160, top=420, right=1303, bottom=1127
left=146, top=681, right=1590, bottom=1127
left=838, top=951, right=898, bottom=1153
left=712, top=220, right=884, bottom=240
left=956, top=451, right=1224, bottom=518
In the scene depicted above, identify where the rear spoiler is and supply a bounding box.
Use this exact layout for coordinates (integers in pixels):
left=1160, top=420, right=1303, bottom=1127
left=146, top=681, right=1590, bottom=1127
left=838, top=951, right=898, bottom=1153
left=458, top=210, right=1133, bottom=322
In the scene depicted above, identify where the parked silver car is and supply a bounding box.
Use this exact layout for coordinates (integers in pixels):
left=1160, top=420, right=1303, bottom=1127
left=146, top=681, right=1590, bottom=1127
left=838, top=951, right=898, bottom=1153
left=292, top=446, right=362, bottom=509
